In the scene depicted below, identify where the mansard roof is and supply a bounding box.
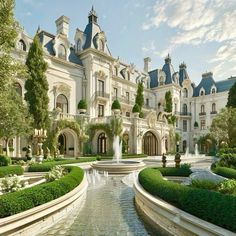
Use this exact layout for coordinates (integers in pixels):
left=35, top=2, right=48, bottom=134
left=149, top=69, right=158, bottom=88
left=216, top=77, right=236, bottom=92
left=179, top=62, right=189, bottom=86
left=162, top=54, right=175, bottom=84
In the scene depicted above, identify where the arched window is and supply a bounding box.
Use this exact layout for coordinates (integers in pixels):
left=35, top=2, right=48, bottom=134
left=143, top=131, right=158, bottom=156
left=212, top=103, right=216, bottom=112
left=58, top=44, right=66, bottom=60
left=201, top=104, right=205, bottom=113
left=211, top=88, right=216, bottom=94
left=97, top=132, right=107, bottom=154
left=159, top=76, right=164, bottom=86
left=115, top=67, right=118, bottom=76
left=183, top=88, right=188, bottom=98
left=127, top=71, right=130, bottom=80
left=18, top=40, right=26, bottom=51
left=15, top=83, right=22, bottom=97
left=99, top=39, right=104, bottom=51
left=77, top=39, right=82, bottom=52
left=56, top=94, right=68, bottom=113
left=200, top=90, right=204, bottom=96
left=182, top=103, right=187, bottom=115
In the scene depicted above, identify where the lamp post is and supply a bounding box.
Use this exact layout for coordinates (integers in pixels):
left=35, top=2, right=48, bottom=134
left=176, top=141, right=180, bottom=153
left=34, top=129, right=47, bottom=163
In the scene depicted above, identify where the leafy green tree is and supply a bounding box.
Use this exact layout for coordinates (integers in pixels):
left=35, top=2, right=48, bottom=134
left=25, top=34, right=50, bottom=129
left=135, top=82, right=144, bottom=110
left=164, top=90, right=172, bottom=112
left=0, top=0, right=32, bottom=155
left=227, top=81, right=236, bottom=108
left=210, top=107, right=236, bottom=148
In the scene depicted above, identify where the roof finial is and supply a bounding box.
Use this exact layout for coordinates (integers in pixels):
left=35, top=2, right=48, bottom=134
left=36, top=25, right=41, bottom=34
left=88, top=5, right=98, bottom=23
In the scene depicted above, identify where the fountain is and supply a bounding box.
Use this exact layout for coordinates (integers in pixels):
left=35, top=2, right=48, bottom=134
left=195, top=143, right=199, bottom=157
left=91, top=135, right=145, bottom=174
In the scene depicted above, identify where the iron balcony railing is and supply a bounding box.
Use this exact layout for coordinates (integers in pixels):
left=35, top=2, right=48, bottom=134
left=95, top=91, right=109, bottom=98
left=175, top=111, right=192, bottom=116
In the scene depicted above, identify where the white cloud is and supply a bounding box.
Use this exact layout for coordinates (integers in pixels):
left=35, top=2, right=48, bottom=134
left=142, top=40, right=156, bottom=53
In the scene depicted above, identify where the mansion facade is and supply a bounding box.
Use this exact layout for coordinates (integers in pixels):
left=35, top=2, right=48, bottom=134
left=10, top=7, right=236, bottom=157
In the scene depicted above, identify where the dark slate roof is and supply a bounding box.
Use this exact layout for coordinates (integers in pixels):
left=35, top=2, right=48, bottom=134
left=216, top=77, right=236, bottom=92
left=179, top=63, right=189, bottom=86
left=193, top=73, right=216, bottom=97
left=68, top=47, right=83, bottom=65
left=162, top=55, right=175, bottom=84
left=149, top=69, right=158, bottom=88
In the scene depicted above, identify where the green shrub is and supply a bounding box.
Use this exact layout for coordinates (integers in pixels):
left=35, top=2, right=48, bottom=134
left=28, top=157, right=96, bottom=172
left=0, top=166, right=83, bottom=218
left=0, top=155, right=11, bottom=166
left=155, top=165, right=192, bottom=177
left=111, top=99, right=121, bottom=110
left=218, top=153, right=236, bottom=168
left=139, top=168, right=236, bottom=232
left=132, top=103, right=140, bottom=113
left=189, top=179, right=218, bottom=191
left=218, top=179, right=236, bottom=195
left=213, top=167, right=236, bottom=179
left=77, top=99, right=87, bottom=110
left=0, top=166, right=23, bottom=178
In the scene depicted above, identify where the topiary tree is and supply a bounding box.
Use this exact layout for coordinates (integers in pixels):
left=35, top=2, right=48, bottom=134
left=227, top=81, right=236, bottom=108
left=111, top=99, right=121, bottom=110
left=194, top=121, right=199, bottom=128
left=132, top=104, right=140, bottom=113
left=164, top=90, right=172, bottom=112
left=25, top=34, right=50, bottom=130
left=77, top=99, right=87, bottom=110
left=135, top=82, right=144, bottom=111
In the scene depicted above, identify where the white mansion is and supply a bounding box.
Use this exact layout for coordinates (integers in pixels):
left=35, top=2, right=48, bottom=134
left=11, top=8, right=236, bottom=157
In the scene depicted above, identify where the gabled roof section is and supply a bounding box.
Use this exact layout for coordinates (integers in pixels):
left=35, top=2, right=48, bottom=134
left=149, top=69, right=158, bottom=88
left=193, top=72, right=216, bottom=97
left=179, top=62, right=189, bottom=86
left=162, top=54, right=175, bottom=84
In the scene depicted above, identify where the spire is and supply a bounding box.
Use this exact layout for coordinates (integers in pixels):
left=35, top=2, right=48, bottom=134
left=165, top=53, right=171, bottom=64
left=88, top=6, right=98, bottom=24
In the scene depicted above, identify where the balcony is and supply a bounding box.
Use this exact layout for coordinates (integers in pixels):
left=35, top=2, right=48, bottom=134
left=112, top=96, right=135, bottom=106
left=95, top=91, right=109, bottom=100
left=199, top=112, right=206, bottom=116
left=175, top=111, right=192, bottom=116
left=210, top=111, right=217, bottom=115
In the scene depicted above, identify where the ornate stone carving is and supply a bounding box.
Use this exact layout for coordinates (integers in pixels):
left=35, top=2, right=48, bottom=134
left=146, top=111, right=157, bottom=128
left=53, top=82, right=71, bottom=98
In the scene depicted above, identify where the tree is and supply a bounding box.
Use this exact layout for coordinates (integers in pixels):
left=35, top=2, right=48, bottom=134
left=135, top=82, right=144, bottom=111
left=0, top=0, right=32, bottom=155
left=227, top=81, right=236, bottom=108
left=25, top=34, right=50, bottom=129
left=210, top=107, right=236, bottom=148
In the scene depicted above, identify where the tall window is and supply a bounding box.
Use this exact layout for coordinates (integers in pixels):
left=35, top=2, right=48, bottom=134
left=58, top=44, right=66, bottom=60
left=99, top=39, right=104, bottom=51
left=97, top=132, right=107, bottom=154
left=200, top=120, right=206, bottom=130
left=77, top=39, right=82, bottom=52
left=183, top=88, right=188, bottom=98
left=18, top=40, right=26, bottom=51
left=98, top=104, right=104, bottom=117
left=201, top=104, right=205, bottom=113
left=183, top=120, right=187, bottom=132
left=115, top=67, right=119, bottom=76
left=113, top=87, right=118, bottom=99
left=174, top=103, right=177, bottom=113
left=126, top=92, right=129, bottom=102
left=200, top=90, right=204, bottom=96
left=56, top=94, right=68, bottom=113
left=212, top=103, right=216, bottom=112
left=146, top=98, right=149, bottom=106
left=211, top=88, right=216, bottom=94
left=159, top=76, right=164, bottom=86
left=183, top=104, right=187, bottom=115
left=127, top=71, right=130, bottom=80
left=98, top=80, right=104, bottom=96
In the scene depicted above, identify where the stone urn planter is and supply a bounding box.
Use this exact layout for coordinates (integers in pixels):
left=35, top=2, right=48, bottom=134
left=174, top=152, right=181, bottom=168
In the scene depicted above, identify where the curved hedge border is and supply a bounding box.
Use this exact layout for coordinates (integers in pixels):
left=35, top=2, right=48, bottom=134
left=139, top=168, right=236, bottom=232
left=0, top=166, right=83, bottom=218
left=155, top=167, right=192, bottom=176
left=28, top=157, right=96, bottom=172
left=0, top=166, right=24, bottom=178
left=213, top=166, right=236, bottom=179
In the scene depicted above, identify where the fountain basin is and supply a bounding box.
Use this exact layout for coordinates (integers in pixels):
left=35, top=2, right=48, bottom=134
left=91, top=160, right=146, bottom=174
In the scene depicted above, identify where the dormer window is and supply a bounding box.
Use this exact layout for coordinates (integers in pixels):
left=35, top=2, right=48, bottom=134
left=183, top=88, right=188, bottom=98
left=159, top=76, right=164, bottom=86
left=77, top=39, right=82, bottom=52
left=200, top=90, right=204, bottom=96
left=99, top=39, right=104, bottom=51
left=211, top=88, right=216, bottom=94
left=18, top=39, right=26, bottom=51
left=58, top=44, right=66, bottom=60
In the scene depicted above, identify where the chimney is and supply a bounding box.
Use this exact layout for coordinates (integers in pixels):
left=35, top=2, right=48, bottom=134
left=144, top=57, right=151, bottom=72
left=55, top=15, right=70, bottom=37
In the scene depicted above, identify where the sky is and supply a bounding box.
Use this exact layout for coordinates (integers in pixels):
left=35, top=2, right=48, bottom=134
left=15, top=0, right=236, bottom=84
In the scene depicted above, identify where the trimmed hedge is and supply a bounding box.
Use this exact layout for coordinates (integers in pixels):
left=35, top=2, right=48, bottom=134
left=0, top=155, right=11, bottom=166
left=0, top=166, right=84, bottom=218
left=213, top=167, right=236, bottom=179
left=28, top=157, right=96, bottom=172
left=155, top=166, right=192, bottom=177
left=0, top=166, right=24, bottom=178
left=139, top=168, right=236, bottom=232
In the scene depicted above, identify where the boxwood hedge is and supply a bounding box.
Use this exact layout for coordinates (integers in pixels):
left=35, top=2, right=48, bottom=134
left=213, top=166, right=236, bottom=179
left=0, top=166, right=84, bottom=218
left=28, top=157, right=96, bottom=172
left=139, top=168, right=236, bottom=232
left=0, top=166, right=24, bottom=178
left=155, top=166, right=192, bottom=177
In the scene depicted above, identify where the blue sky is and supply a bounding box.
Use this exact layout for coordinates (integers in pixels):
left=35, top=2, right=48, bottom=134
left=15, top=0, right=236, bottom=84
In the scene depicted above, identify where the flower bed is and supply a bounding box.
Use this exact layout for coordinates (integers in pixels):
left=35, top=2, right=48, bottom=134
left=0, top=166, right=83, bottom=218
left=0, top=166, right=23, bottom=178
left=28, top=157, right=96, bottom=172
left=139, top=168, right=236, bottom=232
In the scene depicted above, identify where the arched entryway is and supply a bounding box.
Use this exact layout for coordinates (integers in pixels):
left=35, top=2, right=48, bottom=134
left=97, top=132, right=107, bottom=154
left=57, top=129, right=78, bottom=157
left=142, top=131, right=158, bottom=156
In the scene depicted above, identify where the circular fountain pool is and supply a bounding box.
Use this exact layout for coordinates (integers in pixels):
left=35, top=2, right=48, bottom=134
left=91, top=160, right=146, bottom=174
